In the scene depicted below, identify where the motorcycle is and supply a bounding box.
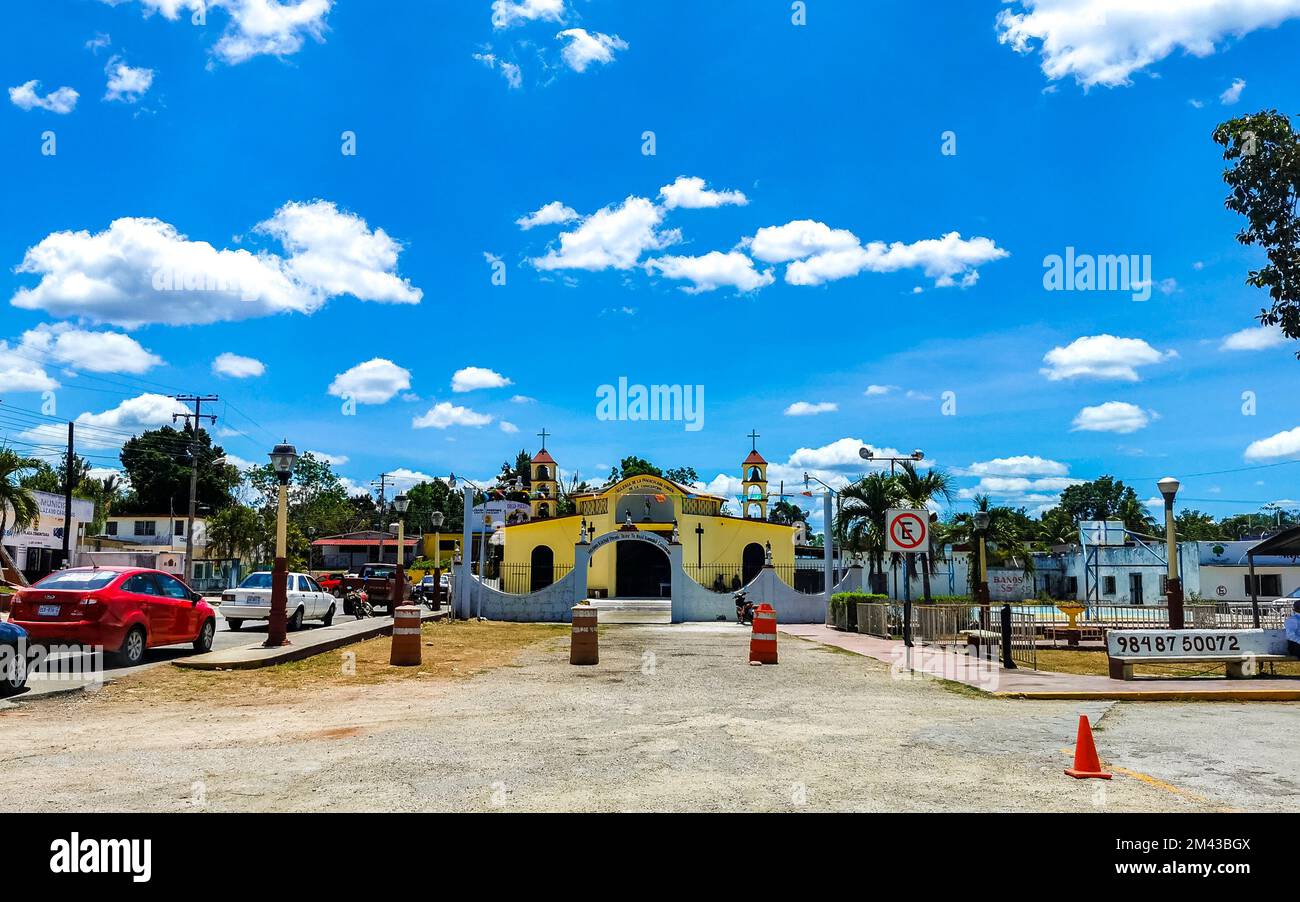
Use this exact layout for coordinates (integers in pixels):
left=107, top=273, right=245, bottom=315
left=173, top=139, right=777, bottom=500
left=734, top=589, right=755, bottom=625
left=346, top=587, right=373, bottom=619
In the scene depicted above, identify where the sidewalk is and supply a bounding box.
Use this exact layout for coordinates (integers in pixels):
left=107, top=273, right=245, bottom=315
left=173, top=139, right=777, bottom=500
left=781, top=623, right=1300, bottom=701
left=177, top=609, right=446, bottom=671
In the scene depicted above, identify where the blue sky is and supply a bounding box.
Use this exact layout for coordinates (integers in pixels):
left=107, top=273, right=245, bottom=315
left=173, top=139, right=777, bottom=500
left=2, top=0, right=1299, bottom=522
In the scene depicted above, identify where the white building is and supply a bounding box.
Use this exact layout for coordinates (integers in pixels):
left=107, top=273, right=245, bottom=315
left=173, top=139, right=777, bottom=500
left=1195, top=540, right=1300, bottom=603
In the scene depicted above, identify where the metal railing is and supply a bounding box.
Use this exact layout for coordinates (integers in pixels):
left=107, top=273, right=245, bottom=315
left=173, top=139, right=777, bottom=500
left=856, top=602, right=1038, bottom=669
left=772, top=564, right=838, bottom=594
left=480, top=563, right=573, bottom=595
left=685, top=565, right=748, bottom=594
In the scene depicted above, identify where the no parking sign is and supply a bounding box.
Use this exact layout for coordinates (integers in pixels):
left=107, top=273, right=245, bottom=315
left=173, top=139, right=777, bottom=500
left=885, top=509, right=929, bottom=554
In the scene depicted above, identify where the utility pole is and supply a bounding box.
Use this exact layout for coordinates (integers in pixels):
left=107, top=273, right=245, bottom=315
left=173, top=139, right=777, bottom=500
left=61, top=421, right=74, bottom=567
left=173, top=394, right=218, bottom=586
left=373, top=472, right=394, bottom=562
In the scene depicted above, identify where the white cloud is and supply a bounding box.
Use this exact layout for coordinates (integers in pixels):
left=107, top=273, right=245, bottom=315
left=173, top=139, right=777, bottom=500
left=212, top=352, right=266, bottom=378
left=110, top=1, right=334, bottom=66
left=1040, top=334, right=1176, bottom=381
left=412, top=401, right=494, bottom=429
left=784, top=401, right=838, bottom=416
left=499, top=420, right=519, bottom=434
left=20, top=323, right=164, bottom=374
left=1071, top=401, right=1153, bottom=433
left=11, top=200, right=420, bottom=327
left=516, top=201, right=579, bottom=230
left=744, top=221, right=1007, bottom=288
left=473, top=51, right=522, bottom=89
left=864, top=384, right=895, bottom=396
left=996, top=0, right=1300, bottom=87
left=104, top=57, right=153, bottom=103
left=1220, top=324, right=1288, bottom=351
left=86, top=33, right=112, bottom=53
left=255, top=200, right=422, bottom=305
left=1244, top=426, right=1300, bottom=461
left=20, top=393, right=191, bottom=450
left=0, top=342, right=59, bottom=393
left=492, top=0, right=565, bottom=29
left=645, top=251, right=774, bottom=294
left=658, top=176, right=748, bottom=210
left=327, top=358, right=411, bottom=405
left=305, top=450, right=348, bottom=466
left=745, top=220, right=862, bottom=264
left=957, top=476, right=1083, bottom=500
left=510, top=394, right=536, bottom=404
left=784, top=232, right=1009, bottom=288
left=967, top=455, right=1069, bottom=477
left=1220, top=77, right=1246, bottom=104
left=451, top=366, right=513, bottom=393
left=556, top=28, right=628, bottom=73
left=8, top=80, right=78, bottom=114
left=531, top=196, right=679, bottom=271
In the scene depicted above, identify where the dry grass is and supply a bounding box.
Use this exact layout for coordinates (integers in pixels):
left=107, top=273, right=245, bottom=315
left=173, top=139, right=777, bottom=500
left=1034, top=647, right=1300, bottom=679
left=96, top=620, right=569, bottom=707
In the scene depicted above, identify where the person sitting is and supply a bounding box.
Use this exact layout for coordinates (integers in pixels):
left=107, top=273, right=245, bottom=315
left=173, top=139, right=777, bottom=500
left=1288, top=601, right=1300, bottom=659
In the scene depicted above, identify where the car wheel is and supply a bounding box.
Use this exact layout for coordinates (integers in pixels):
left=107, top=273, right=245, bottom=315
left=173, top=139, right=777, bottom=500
left=0, top=648, right=27, bottom=697
left=321, top=605, right=335, bottom=627
left=115, top=626, right=147, bottom=667
left=227, top=618, right=243, bottom=631
left=332, top=588, right=342, bottom=599
left=193, top=618, right=216, bottom=653
left=288, top=607, right=304, bottom=631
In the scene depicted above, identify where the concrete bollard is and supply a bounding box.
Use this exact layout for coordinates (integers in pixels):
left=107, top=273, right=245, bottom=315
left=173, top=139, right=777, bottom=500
left=571, top=604, right=598, bottom=665
left=390, top=605, right=423, bottom=666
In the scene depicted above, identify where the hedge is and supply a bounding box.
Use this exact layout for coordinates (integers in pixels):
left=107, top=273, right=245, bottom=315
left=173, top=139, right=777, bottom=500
left=829, top=592, right=889, bottom=617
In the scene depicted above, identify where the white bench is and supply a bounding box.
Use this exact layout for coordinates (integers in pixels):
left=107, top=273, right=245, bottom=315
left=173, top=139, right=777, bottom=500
left=1106, top=628, right=1296, bottom=680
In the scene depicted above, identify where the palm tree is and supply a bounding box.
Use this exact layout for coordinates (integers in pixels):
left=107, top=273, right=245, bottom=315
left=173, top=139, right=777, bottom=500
left=836, top=472, right=903, bottom=593
left=948, top=495, right=1036, bottom=593
left=0, top=449, right=41, bottom=580
left=895, top=461, right=953, bottom=602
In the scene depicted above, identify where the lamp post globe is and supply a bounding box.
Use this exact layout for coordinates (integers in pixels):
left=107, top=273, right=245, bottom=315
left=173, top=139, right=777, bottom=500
left=265, top=440, right=297, bottom=648
left=911, top=449, right=925, bottom=461
left=858, top=447, right=874, bottom=461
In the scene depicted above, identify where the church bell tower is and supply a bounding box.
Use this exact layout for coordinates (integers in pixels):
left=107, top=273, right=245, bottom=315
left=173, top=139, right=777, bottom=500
left=530, top=428, right=558, bottom=520
left=741, top=430, right=768, bottom=520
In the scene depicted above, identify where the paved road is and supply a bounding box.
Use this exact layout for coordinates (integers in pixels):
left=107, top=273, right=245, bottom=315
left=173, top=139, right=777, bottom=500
left=6, top=603, right=365, bottom=702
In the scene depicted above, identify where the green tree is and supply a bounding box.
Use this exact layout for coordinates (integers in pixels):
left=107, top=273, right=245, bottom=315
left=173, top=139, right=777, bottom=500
left=117, top=425, right=240, bottom=515
left=18, top=460, right=60, bottom=494
left=664, top=466, right=698, bottom=485
left=0, top=448, right=41, bottom=551
left=1037, top=506, right=1078, bottom=547
left=206, top=504, right=269, bottom=563
left=1213, top=110, right=1300, bottom=353
left=1056, top=476, right=1154, bottom=532
left=946, top=495, right=1036, bottom=582
left=606, top=456, right=661, bottom=484
left=1175, top=509, right=1223, bottom=541
left=768, top=499, right=810, bottom=527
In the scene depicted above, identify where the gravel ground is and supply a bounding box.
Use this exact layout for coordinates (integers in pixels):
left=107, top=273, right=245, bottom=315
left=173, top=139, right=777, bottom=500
left=0, top=623, right=1295, bottom=812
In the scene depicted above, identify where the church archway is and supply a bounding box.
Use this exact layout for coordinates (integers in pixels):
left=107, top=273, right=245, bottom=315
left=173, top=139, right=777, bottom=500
left=616, top=540, right=671, bottom=598
left=742, top=542, right=765, bottom=586
left=530, top=544, right=555, bottom=591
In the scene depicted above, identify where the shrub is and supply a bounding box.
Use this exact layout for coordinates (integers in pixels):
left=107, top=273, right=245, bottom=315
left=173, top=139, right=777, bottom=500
left=830, top=592, right=888, bottom=617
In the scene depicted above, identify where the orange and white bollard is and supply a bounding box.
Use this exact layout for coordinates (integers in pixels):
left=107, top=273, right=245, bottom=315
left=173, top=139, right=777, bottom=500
left=749, top=603, right=778, bottom=665
left=389, top=604, right=423, bottom=666
left=571, top=604, right=598, bottom=665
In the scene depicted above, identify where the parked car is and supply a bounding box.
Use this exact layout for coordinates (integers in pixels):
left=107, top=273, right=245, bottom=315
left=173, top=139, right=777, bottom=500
left=0, top=620, right=29, bottom=696
left=341, top=563, right=400, bottom=613
left=316, top=572, right=346, bottom=597
left=8, top=567, right=217, bottom=667
left=220, top=571, right=336, bottom=631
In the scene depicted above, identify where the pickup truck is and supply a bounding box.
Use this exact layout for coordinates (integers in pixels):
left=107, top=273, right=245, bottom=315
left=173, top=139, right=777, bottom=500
left=340, top=563, right=404, bottom=614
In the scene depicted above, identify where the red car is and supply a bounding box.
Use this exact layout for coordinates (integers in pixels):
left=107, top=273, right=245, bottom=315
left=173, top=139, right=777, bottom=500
left=8, top=567, right=217, bottom=666
left=316, top=572, right=345, bottom=596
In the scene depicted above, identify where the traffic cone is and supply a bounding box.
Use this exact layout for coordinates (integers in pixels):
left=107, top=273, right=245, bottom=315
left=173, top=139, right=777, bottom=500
left=749, top=603, right=778, bottom=665
left=1064, top=714, right=1111, bottom=779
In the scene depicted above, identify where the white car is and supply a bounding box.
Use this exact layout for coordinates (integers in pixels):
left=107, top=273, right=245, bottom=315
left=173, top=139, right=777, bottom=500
left=220, top=571, right=337, bottom=631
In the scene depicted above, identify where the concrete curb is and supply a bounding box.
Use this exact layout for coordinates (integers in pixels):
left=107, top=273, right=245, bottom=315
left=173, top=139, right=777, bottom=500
left=175, top=609, right=447, bottom=671
left=991, top=689, right=1300, bottom=702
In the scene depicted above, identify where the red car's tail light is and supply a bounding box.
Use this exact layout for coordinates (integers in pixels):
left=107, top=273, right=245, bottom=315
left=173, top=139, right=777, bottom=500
left=78, top=596, right=106, bottom=619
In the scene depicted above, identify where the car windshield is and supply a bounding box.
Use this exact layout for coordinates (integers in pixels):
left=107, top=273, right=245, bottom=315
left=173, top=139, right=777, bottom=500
left=364, top=567, right=395, bottom=579
left=34, top=570, right=118, bottom=591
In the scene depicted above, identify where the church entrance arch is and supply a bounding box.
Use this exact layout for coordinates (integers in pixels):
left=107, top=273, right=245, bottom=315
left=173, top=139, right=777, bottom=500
left=587, top=530, right=674, bottom=599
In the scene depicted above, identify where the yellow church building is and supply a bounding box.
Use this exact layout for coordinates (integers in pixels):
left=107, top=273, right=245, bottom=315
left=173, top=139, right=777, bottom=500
left=499, top=440, right=797, bottom=599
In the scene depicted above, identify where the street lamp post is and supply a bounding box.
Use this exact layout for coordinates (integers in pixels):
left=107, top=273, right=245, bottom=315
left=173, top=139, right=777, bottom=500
left=1158, top=477, right=1184, bottom=629
left=803, top=473, right=838, bottom=596
left=973, top=510, right=991, bottom=628
left=393, top=493, right=410, bottom=607
left=265, top=440, right=298, bottom=648
left=858, top=446, right=925, bottom=597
